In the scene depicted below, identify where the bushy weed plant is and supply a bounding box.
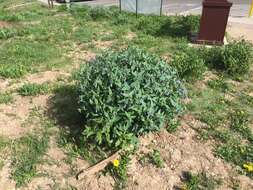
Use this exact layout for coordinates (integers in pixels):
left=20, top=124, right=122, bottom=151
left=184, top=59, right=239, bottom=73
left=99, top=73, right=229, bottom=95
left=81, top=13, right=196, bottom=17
left=77, top=47, right=185, bottom=148
left=170, top=45, right=206, bottom=81
left=204, top=40, right=253, bottom=78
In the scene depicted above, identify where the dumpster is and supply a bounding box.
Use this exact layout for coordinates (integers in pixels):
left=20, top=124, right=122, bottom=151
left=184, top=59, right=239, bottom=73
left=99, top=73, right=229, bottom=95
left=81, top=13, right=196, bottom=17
left=195, top=0, right=232, bottom=45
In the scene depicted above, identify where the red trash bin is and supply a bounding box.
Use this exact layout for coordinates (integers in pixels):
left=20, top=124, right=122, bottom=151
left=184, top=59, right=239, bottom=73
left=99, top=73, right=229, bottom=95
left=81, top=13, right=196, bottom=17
left=195, top=0, right=233, bottom=45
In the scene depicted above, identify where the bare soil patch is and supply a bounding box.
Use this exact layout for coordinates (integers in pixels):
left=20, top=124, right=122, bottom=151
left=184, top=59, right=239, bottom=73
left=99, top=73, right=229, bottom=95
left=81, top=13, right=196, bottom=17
left=25, top=71, right=70, bottom=84
left=0, top=160, right=16, bottom=190
left=0, top=96, right=32, bottom=138
left=227, top=22, right=253, bottom=43
left=0, top=21, right=12, bottom=29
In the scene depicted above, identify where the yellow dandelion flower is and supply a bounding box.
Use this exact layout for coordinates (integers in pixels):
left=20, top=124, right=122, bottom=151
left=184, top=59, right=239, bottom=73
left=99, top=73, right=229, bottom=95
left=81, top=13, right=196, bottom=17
left=243, top=163, right=253, bottom=172
left=113, top=159, right=120, bottom=167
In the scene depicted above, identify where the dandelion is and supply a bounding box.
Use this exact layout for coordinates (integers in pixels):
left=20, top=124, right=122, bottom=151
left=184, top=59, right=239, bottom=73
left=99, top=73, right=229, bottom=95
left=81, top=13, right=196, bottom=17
left=113, top=159, right=120, bottom=167
left=243, top=163, right=253, bottom=172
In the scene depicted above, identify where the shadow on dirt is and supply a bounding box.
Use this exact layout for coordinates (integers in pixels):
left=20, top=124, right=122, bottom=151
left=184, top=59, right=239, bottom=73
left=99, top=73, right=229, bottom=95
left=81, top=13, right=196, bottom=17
left=46, top=84, right=109, bottom=163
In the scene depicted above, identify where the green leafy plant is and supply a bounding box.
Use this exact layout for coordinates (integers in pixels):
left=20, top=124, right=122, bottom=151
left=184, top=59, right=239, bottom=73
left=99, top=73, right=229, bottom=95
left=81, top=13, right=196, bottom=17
left=77, top=47, right=185, bottom=148
left=170, top=45, right=206, bottom=81
left=148, top=149, right=165, bottom=168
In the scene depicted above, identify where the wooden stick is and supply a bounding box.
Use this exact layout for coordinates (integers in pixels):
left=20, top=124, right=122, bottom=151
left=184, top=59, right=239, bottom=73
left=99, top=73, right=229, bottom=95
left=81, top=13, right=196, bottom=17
left=76, top=151, right=121, bottom=180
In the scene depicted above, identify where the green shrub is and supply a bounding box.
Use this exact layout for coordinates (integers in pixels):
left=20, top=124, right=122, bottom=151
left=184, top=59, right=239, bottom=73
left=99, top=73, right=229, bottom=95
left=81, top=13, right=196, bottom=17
left=204, top=40, right=253, bottom=78
left=170, top=46, right=206, bottom=81
left=135, top=15, right=200, bottom=37
left=222, top=40, right=252, bottom=77
left=77, top=47, right=185, bottom=148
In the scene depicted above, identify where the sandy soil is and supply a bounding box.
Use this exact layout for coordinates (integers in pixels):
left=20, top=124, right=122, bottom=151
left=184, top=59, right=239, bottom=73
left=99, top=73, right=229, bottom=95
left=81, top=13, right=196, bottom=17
left=227, top=22, right=253, bottom=43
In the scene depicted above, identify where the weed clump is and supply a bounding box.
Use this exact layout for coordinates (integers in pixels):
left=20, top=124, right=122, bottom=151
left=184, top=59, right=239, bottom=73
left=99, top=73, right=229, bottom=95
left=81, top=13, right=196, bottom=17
left=170, top=45, right=206, bottom=81
left=181, top=171, right=221, bottom=190
left=204, top=40, right=253, bottom=78
left=77, top=47, right=185, bottom=149
left=18, top=83, right=50, bottom=96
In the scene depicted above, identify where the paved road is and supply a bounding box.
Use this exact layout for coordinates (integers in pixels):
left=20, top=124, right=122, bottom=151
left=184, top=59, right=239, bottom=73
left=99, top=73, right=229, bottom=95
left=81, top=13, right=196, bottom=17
left=74, top=0, right=252, bottom=17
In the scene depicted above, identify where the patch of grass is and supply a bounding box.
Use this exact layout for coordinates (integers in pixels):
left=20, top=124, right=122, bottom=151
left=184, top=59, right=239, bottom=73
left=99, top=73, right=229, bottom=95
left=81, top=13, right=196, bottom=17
left=9, top=105, right=54, bottom=187
left=0, top=40, right=67, bottom=78
left=0, top=136, right=9, bottom=151
left=11, top=133, right=49, bottom=187
left=188, top=80, right=253, bottom=178
left=0, top=93, right=13, bottom=104
left=26, top=17, right=74, bottom=43
left=187, top=87, right=229, bottom=126
left=0, top=8, right=21, bottom=22
left=0, top=159, right=4, bottom=170
left=0, top=3, right=54, bottom=22
left=73, top=26, right=95, bottom=43
left=229, top=109, right=253, bottom=142
left=180, top=171, right=221, bottom=190
left=215, top=140, right=253, bottom=177
left=18, top=83, right=50, bottom=96
left=130, top=33, right=180, bottom=55
left=207, top=77, right=232, bottom=93
left=238, top=93, right=253, bottom=107
left=0, top=136, right=9, bottom=171
left=0, top=28, right=23, bottom=40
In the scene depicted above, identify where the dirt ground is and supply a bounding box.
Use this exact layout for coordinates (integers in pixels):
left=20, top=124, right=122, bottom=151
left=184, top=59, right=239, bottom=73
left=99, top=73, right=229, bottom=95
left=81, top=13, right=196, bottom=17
left=0, top=18, right=253, bottom=190
left=227, top=22, right=253, bottom=43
